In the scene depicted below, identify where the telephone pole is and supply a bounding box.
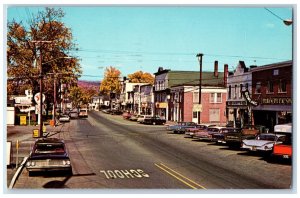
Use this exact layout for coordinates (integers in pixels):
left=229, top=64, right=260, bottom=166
left=31, top=40, right=52, bottom=137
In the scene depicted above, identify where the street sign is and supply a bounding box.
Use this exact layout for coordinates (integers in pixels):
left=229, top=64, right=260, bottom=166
left=34, top=92, right=45, bottom=104
left=193, top=104, right=202, bottom=112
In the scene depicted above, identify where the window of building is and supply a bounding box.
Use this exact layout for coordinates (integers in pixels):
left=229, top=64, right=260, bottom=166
left=239, top=84, right=243, bottom=98
left=209, top=109, right=220, bottom=122
left=193, top=112, right=198, bottom=118
left=255, top=82, right=261, bottom=94
left=234, top=85, right=238, bottom=98
left=210, top=93, right=222, bottom=103
left=228, top=85, right=231, bottom=99
left=267, top=81, right=274, bottom=93
left=193, top=92, right=199, bottom=103
left=278, top=79, right=287, bottom=93
left=273, top=69, right=279, bottom=76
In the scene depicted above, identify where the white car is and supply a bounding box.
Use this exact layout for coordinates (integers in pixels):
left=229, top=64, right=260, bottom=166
left=59, top=115, right=70, bottom=122
left=137, top=115, right=151, bottom=123
left=241, top=133, right=286, bottom=152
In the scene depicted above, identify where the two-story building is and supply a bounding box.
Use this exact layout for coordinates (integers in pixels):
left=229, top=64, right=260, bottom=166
left=153, top=67, right=202, bottom=120
left=226, top=61, right=254, bottom=128
left=169, top=62, right=228, bottom=124
left=251, top=60, right=292, bottom=131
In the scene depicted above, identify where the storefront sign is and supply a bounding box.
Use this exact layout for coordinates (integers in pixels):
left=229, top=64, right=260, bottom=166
left=242, top=90, right=258, bottom=106
left=261, top=97, right=292, bottom=105
left=156, top=102, right=167, bottom=108
left=226, top=101, right=247, bottom=106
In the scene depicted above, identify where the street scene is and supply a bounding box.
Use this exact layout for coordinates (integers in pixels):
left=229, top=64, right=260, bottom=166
left=4, top=4, right=294, bottom=193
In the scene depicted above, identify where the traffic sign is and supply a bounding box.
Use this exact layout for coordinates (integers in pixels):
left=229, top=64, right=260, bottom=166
left=34, top=92, right=45, bottom=104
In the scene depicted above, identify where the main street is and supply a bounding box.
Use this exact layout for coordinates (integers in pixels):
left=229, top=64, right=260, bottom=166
left=12, top=111, right=292, bottom=190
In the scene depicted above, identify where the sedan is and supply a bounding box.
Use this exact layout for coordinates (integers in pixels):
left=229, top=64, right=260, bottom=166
left=143, top=116, right=166, bottom=125
left=26, top=138, right=72, bottom=176
left=241, top=133, right=286, bottom=152
left=59, top=115, right=70, bottom=122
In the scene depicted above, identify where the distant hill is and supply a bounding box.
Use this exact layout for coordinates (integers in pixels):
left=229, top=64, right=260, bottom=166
left=78, top=80, right=100, bottom=90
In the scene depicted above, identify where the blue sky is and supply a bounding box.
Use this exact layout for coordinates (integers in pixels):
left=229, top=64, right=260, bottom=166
left=7, top=6, right=293, bottom=81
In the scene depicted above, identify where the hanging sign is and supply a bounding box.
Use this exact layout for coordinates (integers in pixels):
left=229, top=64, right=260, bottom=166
left=242, top=90, right=258, bottom=106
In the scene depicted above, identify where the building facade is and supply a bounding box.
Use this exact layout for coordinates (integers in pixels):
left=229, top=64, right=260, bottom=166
left=226, top=61, right=254, bottom=128
left=251, top=60, right=292, bottom=132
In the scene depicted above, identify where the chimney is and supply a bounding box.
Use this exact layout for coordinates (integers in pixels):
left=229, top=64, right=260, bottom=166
left=214, top=61, right=218, bottom=77
left=224, top=64, right=228, bottom=87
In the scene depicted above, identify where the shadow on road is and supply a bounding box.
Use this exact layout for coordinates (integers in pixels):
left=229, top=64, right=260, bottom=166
left=42, top=172, right=96, bottom=188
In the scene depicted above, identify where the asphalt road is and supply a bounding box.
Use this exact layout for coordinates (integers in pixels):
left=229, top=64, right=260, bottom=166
left=12, top=111, right=292, bottom=191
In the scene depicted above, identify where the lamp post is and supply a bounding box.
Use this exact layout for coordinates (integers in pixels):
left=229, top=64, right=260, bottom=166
left=196, top=53, right=203, bottom=124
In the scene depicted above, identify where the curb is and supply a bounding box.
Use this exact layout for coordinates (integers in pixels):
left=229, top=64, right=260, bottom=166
left=8, top=157, right=28, bottom=189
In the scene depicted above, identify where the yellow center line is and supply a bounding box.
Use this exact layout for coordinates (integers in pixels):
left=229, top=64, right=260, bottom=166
left=154, top=163, right=197, bottom=189
left=159, top=163, right=206, bottom=189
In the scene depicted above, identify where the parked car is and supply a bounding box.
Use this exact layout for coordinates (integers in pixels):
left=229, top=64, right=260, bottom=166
left=129, top=115, right=139, bottom=121
left=194, top=126, right=226, bottom=141
left=272, top=123, right=292, bottom=159
left=241, top=133, right=286, bottom=152
left=143, top=116, right=166, bottom=125
left=137, top=115, right=152, bottom=124
left=122, top=112, right=132, bottom=119
left=110, top=109, right=123, bottom=115
left=59, top=115, right=70, bottom=122
left=211, top=127, right=242, bottom=144
left=69, top=111, right=79, bottom=119
left=168, top=122, right=197, bottom=134
left=26, top=138, right=72, bottom=176
left=101, top=109, right=111, bottom=114
left=184, top=124, right=216, bottom=137
left=224, top=125, right=260, bottom=146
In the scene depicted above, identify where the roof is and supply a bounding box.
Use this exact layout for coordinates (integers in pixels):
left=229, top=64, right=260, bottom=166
left=168, top=71, right=225, bottom=87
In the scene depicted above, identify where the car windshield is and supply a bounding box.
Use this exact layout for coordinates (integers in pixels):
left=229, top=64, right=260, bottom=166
left=208, top=128, right=220, bottom=132
left=256, top=134, right=276, bottom=141
left=34, top=143, right=65, bottom=154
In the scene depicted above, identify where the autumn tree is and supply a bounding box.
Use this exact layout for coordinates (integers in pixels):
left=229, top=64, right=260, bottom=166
left=7, top=7, right=81, bottom=101
left=100, top=66, right=121, bottom=95
left=127, top=71, right=154, bottom=84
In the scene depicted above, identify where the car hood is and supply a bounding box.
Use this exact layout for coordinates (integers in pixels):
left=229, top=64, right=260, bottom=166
left=243, top=140, right=274, bottom=147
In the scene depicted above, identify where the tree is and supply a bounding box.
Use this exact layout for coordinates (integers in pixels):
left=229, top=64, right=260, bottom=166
left=100, top=66, right=121, bottom=95
left=68, top=86, right=82, bottom=108
left=127, top=71, right=154, bottom=84
left=7, top=7, right=81, bottom=98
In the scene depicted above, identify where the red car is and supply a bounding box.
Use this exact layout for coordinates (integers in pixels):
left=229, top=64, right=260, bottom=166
left=122, top=112, right=132, bottom=119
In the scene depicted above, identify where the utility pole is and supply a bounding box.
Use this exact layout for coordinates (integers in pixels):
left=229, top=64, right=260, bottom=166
left=31, top=40, right=52, bottom=137
left=196, top=53, right=203, bottom=124
left=53, top=73, right=57, bottom=126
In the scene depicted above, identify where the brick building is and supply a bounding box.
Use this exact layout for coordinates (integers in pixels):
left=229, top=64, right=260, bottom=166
left=169, top=62, right=228, bottom=124
left=251, top=60, right=292, bottom=131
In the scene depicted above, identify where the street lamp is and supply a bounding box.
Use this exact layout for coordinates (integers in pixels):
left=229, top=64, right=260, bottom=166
left=196, top=53, right=203, bottom=124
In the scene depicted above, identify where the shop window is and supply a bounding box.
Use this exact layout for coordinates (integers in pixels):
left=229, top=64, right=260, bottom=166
left=278, top=79, right=287, bottom=93
left=267, top=81, right=274, bottom=93
left=255, top=82, right=261, bottom=94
